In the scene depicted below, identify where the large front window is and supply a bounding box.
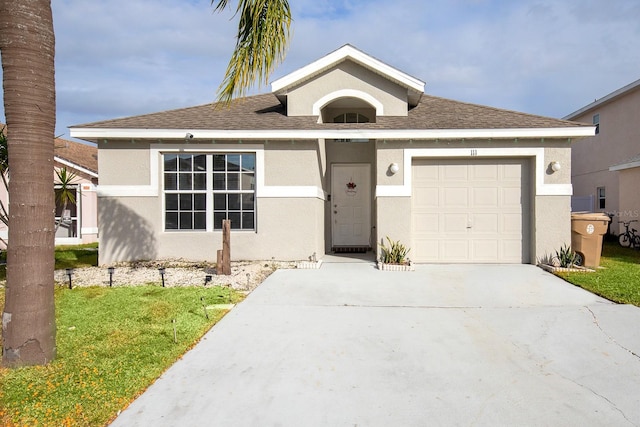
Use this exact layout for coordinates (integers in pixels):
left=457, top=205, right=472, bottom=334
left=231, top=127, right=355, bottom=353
left=164, top=153, right=256, bottom=231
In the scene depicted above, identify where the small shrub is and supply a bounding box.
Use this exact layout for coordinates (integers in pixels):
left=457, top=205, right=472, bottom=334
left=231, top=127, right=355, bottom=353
left=555, top=244, right=577, bottom=268
left=380, top=237, right=410, bottom=264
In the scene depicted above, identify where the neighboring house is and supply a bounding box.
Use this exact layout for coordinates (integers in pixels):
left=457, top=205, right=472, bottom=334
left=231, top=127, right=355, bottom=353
left=70, top=45, right=593, bottom=265
left=564, top=78, right=640, bottom=234
left=0, top=129, right=99, bottom=246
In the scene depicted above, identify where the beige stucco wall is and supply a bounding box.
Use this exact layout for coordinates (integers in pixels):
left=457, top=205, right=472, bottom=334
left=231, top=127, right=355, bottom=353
left=286, top=60, right=409, bottom=117
left=376, top=196, right=412, bottom=257
left=534, top=195, right=572, bottom=261
left=98, top=141, right=151, bottom=185
left=570, top=86, right=640, bottom=233
left=98, top=140, right=326, bottom=264
left=98, top=195, right=324, bottom=264
left=264, top=140, right=323, bottom=187
left=617, top=167, right=640, bottom=224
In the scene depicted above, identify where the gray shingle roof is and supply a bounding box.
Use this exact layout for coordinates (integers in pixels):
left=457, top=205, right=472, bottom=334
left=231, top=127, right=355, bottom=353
left=71, top=93, right=587, bottom=131
left=54, top=138, right=98, bottom=174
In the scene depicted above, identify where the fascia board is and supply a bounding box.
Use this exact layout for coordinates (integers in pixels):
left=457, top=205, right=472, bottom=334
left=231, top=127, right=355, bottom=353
left=271, top=45, right=425, bottom=93
left=564, top=78, right=640, bottom=120
left=610, top=160, right=640, bottom=171
left=70, top=126, right=595, bottom=141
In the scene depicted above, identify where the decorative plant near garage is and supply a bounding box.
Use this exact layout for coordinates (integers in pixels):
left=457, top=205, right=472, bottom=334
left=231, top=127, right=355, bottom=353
left=378, top=237, right=413, bottom=271
left=538, top=244, right=591, bottom=273
left=554, top=244, right=579, bottom=268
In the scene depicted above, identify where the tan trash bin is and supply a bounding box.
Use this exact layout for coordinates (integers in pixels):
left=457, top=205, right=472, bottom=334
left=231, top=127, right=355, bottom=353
left=571, top=212, right=611, bottom=268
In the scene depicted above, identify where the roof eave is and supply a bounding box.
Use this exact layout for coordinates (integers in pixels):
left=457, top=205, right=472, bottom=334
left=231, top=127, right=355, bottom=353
left=564, top=78, right=640, bottom=120
left=69, top=126, right=595, bottom=142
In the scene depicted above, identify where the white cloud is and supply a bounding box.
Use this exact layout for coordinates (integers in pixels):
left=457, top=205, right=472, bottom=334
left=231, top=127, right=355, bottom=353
left=1, top=0, right=639, bottom=137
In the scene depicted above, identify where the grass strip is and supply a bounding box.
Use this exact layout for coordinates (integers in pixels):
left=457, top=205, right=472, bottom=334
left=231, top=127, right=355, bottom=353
left=0, top=284, right=242, bottom=426
left=557, top=241, right=640, bottom=306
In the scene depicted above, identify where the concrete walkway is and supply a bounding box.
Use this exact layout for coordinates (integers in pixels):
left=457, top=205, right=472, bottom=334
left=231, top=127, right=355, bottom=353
left=110, top=263, right=640, bottom=426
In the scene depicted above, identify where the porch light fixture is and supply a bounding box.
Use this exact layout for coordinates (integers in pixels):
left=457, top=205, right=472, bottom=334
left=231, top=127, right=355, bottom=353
left=550, top=161, right=561, bottom=172
left=389, top=163, right=400, bottom=175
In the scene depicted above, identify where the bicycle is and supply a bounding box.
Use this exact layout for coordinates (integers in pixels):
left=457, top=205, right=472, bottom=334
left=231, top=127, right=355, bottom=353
left=618, top=220, right=640, bottom=248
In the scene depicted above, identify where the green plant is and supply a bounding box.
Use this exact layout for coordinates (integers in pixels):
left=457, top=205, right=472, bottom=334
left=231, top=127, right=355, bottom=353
left=54, top=167, right=78, bottom=234
left=558, top=241, right=640, bottom=305
left=0, top=285, right=243, bottom=426
left=555, top=244, right=577, bottom=268
left=379, top=237, right=410, bottom=264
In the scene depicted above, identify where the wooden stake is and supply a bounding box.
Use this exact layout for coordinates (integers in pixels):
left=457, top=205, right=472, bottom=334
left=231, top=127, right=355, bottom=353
left=216, top=250, right=223, bottom=275
left=222, top=219, right=231, bottom=275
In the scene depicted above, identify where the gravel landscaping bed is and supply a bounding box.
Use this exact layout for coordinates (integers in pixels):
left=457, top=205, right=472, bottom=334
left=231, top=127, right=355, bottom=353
left=50, top=260, right=295, bottom=292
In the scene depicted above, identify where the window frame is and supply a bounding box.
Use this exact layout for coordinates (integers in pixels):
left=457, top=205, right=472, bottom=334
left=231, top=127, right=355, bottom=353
left=597, top=186, right=606, bottom=210
left=54, top=184, right=80, bottom=238
left=593, top=113, right=600, bottom=135
left=162, top=151, right=257, bottom=233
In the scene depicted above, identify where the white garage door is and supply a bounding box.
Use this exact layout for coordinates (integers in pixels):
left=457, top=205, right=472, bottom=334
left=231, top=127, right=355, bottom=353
left=412, top=158, right=530, bottom=263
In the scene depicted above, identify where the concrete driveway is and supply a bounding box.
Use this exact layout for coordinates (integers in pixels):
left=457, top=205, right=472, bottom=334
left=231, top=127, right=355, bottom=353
left=110, top=263, right=640, bottom=426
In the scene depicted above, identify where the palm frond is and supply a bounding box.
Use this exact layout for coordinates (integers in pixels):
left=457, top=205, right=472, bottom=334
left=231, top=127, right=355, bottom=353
left=213, top=0, right=291, bottom=104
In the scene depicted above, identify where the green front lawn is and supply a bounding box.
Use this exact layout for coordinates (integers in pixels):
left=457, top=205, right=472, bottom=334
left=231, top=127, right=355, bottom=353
left=557, top=241, right=640, bottom=306
left=0, top=285, right=242, bottom=426
left=0, top=243, right=99, bottom=281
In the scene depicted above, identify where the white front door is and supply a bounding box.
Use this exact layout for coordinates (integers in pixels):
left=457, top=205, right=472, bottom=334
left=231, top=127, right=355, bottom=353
left=331, top=164, right=371, bottom=248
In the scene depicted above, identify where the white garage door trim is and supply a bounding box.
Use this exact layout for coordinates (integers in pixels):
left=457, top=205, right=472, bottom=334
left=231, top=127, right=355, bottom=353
left=411, top=158, right=530, bottom=263
left=376, top=147, right=572, bottom=197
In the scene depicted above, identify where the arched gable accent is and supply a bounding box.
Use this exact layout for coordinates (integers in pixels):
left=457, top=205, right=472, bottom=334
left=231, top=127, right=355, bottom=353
left=312, top=89, right=384, bottom=116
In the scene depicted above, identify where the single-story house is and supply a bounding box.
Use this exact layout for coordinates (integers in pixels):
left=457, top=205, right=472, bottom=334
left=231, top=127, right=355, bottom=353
left=69, top=45, right=594, bottom=265
left=0, top=129, right=99, bottom=246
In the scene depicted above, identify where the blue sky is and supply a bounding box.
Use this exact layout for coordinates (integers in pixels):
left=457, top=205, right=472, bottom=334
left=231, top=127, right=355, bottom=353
left=1, top=0, right=639, bottom=141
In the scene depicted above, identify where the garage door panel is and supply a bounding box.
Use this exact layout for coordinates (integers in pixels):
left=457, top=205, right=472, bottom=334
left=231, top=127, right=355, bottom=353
left=415, top=239, right=440, bottom=261
left=412, top=159, right=529, bottom=263
left=413, top=163, right=439, bottom=181
left=413, top=187, right=438, bottom=207
left=472, top=164, right=499, bottom=180
left=443, top=165, right=468, bottom=181
left=444, top=214, right=468, bottom=233
left=443, top=240, right=469, bottom=261
left=502, top=213, right=522, bottom=233
left=502, top=187, right=522, bottom=206
left=472, top=213, right=499, bottom=233
left=472, top=240, right=498, bottom=260
left=502, top=240, right=523, bottom=261
left=414, top=213, right=439, bottom=233
left=443, top=187, right=469, bottom=207
left=473, top=187, right=498, bottom=207
left=503, top=163, right=522, bottom=179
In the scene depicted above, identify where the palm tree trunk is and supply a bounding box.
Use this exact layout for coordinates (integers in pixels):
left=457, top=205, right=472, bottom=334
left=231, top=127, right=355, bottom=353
left=0, top=0, right=56, bottom=366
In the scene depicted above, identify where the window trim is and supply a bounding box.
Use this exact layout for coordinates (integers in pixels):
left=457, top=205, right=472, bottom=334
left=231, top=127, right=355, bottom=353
left=54, top=184, right=81, bottom=239
left=159, top=145, right=262, bottom=233
left=597, top=186, right=606, bottom=210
